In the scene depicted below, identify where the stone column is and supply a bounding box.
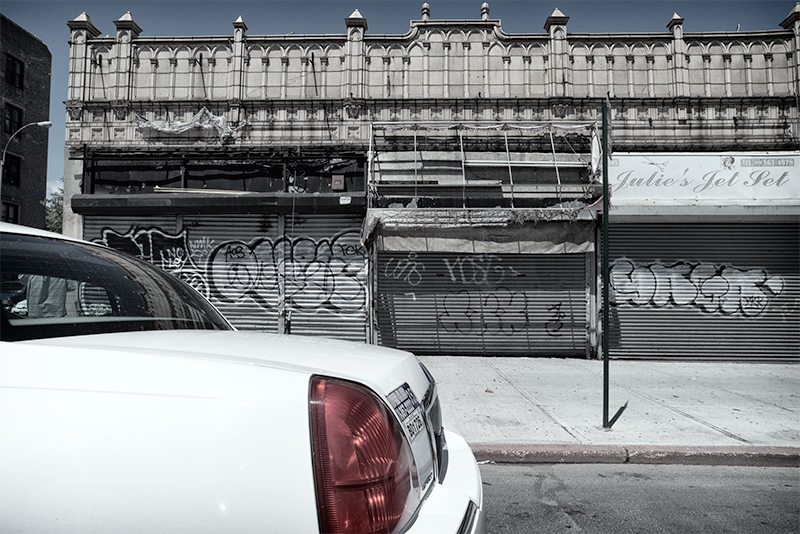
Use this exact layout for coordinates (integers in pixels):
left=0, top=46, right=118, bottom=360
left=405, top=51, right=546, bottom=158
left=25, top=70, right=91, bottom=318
left=605, top=55, right=615, bottom=98
left=113, top=12, right=142, bottom=103
left=626, top=55, right=635, bottom=97
left=779, top=4, right=800, bottom=101
left=64, top=13, right=101, bottom=239
left=345, top=9, right=367, bottom=99
left=302, top=56, right=310, bottom=98
left=230, top=16, right=247, bottom=101
left=503, top=55, right=511, bottom=98
left=66, top=13, right=101, bottom=103
left=523, top=55, right=532, bottom=98
left=261, top=57, right=269, bottom=99
left=744, top=54, right=753, bottom=97
left=423, top=42, right=431, bottom=98
left=723, top=54, right=732, bottom=97
left=463, top=43, right=471, bottom=98
left=765, top=53, right=775, bottom=97
left=382, top=56, right=391, bottom=98
left=702, top=54, right=711, bottom=97
left=402, top=56, right=410, bottom=98
left=668, top=13, right=686, bottom=97
left=443, top=42, right=450, bottom=98
left=319, top=56, right=329, bottom=98
left=544, top=8, right=569, bottom=97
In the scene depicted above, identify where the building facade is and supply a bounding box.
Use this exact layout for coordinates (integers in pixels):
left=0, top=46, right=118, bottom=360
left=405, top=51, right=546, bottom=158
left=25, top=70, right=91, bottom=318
left=1, top=15, right=51, bottom=228
left=62, top=4, right=800, bottom=359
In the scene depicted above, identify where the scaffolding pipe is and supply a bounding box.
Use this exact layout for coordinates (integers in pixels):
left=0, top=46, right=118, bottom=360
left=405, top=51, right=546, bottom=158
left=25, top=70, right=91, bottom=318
left=459, top=125, right=466, bottom=208
left=549, top=126, right=563, bottom=203
left=368, top=123, right=375, bottom=209
left=503, top=129, right=516, bottom=209
left=413, top=126, right=418, bottom=199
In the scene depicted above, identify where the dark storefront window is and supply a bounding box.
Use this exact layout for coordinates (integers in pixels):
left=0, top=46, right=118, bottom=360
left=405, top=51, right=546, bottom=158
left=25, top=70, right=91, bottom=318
left=91, top=160, right=183, bottom=194
left=185, top=161, right=282, bottom=192
left=88, top=157, right=366, bottom=195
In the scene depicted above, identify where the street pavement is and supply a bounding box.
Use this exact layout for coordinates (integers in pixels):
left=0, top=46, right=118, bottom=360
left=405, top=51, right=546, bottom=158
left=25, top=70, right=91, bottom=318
left=420, top=357, right=800, bottom=467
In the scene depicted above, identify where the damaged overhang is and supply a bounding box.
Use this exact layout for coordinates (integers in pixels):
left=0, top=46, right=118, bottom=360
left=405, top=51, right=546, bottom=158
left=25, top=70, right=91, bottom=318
left=361, top=207, right=598, bottom=253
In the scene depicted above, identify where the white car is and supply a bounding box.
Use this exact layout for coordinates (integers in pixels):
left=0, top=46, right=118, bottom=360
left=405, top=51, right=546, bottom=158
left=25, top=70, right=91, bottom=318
left=0, top=223, right=485, bottom=534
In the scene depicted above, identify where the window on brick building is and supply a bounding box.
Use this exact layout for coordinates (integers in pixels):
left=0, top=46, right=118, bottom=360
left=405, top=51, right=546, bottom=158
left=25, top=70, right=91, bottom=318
left=5, top=55, right=24, bottom=89
left=2, top=154, right=21, bottom=186
left=1, top=202, right=20, bottom=224
left=4, top=104, right=22, bottom=134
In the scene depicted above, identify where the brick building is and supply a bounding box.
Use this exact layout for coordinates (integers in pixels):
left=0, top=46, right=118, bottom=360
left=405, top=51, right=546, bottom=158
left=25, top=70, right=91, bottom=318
left=1, top=15, right=52, bottom=228
left=62, top=4, right=799, bottom=359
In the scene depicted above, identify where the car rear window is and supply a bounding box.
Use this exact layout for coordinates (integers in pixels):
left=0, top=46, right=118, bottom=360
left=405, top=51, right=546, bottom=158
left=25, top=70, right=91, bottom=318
left=1, top=232, right=232, bottom=341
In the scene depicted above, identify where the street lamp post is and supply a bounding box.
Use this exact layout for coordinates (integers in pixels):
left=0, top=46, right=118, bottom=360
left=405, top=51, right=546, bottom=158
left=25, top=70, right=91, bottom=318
left=1, top=120, right=52, bottom=220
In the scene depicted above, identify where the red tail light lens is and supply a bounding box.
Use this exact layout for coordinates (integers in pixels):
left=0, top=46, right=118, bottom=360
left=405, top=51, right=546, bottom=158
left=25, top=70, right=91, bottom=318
left=310, top=377, right=416, bottom=534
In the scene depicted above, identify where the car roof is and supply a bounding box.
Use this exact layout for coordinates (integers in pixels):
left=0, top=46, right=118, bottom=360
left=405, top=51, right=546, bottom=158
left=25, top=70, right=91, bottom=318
left=0, top=223, right=88, bottom=244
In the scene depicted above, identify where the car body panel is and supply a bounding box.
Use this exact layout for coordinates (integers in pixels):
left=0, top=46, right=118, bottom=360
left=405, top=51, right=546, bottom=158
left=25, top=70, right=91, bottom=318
left=0, top=224, right=484, bottom=533
left=411, top=430, right=486, bottom=534
left=0, top=331, right=445, bottom=533
left=1, top=336, right=319, bottom=532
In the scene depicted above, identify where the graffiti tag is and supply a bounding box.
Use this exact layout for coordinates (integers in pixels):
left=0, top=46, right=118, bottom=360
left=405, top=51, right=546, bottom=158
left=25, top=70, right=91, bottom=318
left=610, top=258, right=785, bottom=318
left=436, top=288, right=531, bottom=335
left=97, top=227, right=367, bottom=314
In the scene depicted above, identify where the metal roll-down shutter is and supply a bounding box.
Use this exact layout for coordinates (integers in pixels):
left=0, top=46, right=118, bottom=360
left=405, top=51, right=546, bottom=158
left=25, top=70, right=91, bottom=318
left=608, top=222, right=800, bottom=360
left=376, top=251, right=588, bottom=356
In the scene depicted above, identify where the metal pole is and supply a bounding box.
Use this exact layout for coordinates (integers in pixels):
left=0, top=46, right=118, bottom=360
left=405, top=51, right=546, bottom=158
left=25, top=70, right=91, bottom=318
left=367, top=123, right=374, bottom=209
left=503, top=129, right=515, bottom=208
left=602, top=101, right=610, bottom=428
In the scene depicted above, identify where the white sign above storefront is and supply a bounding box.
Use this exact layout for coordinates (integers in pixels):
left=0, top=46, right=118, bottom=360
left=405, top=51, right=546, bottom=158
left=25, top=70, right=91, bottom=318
left=609, top=153, right=799, bottom=205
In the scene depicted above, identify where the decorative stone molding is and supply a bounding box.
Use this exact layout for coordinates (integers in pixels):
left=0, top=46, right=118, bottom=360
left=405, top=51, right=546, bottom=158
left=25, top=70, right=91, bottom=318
left=344, top=99, right=363, bottom=119
left=111, top=100, right=129, bottom=120
left=65, top=101, right=83, bottom=121
left=552, top=102, right=568, bottom=118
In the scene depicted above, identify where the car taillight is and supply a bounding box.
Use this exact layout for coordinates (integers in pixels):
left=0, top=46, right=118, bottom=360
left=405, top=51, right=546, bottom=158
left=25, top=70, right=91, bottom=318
left=310, top=376, right=417, bottom=534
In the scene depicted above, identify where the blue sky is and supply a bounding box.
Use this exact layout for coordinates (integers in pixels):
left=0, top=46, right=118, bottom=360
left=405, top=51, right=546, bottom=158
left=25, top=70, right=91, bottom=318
left=2, top=0, right=796, bottom=194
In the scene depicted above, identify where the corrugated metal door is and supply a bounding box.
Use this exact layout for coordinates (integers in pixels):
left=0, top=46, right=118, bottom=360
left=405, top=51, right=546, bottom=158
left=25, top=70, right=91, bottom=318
left=84, top=213, right=368, bottom=340
left=283, top=214, right=368, bottom=341
left=182, top=214, right=281, bottom=331
left=608, top=223, right=800, bottom=360
left=376, top=252, right=588, bottom=356
left=85, top=214, right=282, bottom=331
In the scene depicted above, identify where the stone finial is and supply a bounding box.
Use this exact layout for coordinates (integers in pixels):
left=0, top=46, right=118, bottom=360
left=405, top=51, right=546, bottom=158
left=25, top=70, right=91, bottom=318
left=780, top=2, right=800, bottom=30
left=667, top=12, right=684, bottom=30
left=481, top=3, right=490, bottom=21
left=67, top=12, right=101, bottom=38
left=346, top=9, right=368, bottom=30
left=544, top=7, right=569, bottom=32
left=233, top=15, right=248, bottom=31
left=114, top=11, right=142, bottom=37
left=421, top=3, right=430, bottom=21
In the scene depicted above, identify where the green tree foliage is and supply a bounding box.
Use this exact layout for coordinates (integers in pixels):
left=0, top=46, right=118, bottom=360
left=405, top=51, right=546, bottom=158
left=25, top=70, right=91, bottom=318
left=42, top=184, right=63, bottom=234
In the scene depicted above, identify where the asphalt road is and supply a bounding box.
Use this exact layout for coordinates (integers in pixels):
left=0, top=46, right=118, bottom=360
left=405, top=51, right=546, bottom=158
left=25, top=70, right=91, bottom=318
left=480, top=463, right=799, bottom=534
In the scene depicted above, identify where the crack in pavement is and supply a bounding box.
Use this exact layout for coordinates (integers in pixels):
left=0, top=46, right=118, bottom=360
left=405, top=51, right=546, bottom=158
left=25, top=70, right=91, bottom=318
left=483, top=358, right=588, bottom=443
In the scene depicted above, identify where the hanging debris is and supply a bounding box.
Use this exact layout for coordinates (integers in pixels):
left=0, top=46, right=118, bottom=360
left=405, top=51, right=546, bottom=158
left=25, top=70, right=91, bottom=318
left=135, top=107, right=246, bottom=142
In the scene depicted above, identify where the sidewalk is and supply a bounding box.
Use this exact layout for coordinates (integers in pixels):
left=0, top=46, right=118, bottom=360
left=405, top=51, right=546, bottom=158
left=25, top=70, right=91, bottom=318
left=420, top=357, right=800, bottom=467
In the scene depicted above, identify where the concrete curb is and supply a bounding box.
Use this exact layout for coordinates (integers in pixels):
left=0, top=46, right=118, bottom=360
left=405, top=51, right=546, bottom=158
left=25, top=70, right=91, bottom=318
left=470, top=444, right=800, bottom=468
